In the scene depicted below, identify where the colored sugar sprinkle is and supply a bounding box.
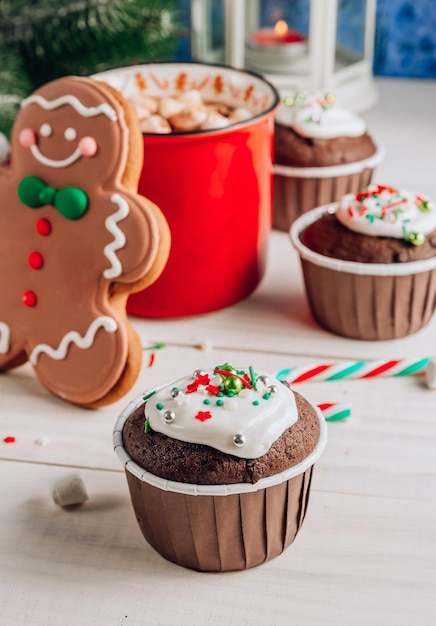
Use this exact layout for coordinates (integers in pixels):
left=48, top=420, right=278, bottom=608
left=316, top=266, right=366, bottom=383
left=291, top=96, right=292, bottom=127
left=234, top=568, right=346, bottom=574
left=252, top=400, right=260, bottom=406
left=3, top=436, right=16, bottom=444
left=203, top=399, right=211, bottom=405
left=144, top=417, right=151, bottom=433
left=143, top=389, right=157, bottom=401
left=216, top=399, right=224, bottom=406
left=156, top=402, right=164, bottom=410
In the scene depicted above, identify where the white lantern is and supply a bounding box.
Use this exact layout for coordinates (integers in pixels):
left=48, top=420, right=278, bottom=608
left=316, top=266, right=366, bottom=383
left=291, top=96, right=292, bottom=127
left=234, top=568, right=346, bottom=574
left=190, top=0, right=377, bottom=111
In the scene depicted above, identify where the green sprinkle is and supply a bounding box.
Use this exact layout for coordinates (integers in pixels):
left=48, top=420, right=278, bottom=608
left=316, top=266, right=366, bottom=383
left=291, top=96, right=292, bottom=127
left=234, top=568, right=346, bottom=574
left=143, top=389, right=157, bottom=401
left=365, top=214, right=375, bottom=223
left=249, top=366, right=257, bottom=390
left=227, top=392, right=234, bottom=398
left=144, top=417, right=151, bottom=433
left=143, top=342, right=166, bottom=350
left=216, top=399, right=224, bottom=406
left=156, top=402, right=164, bottom=410
left=252, top=400, right=260, bottom=406
left=217, top=392, right=224, bottom=397
left=262, top=393, right=271, bottom=400
left=203, top=398, right=211, bottom=405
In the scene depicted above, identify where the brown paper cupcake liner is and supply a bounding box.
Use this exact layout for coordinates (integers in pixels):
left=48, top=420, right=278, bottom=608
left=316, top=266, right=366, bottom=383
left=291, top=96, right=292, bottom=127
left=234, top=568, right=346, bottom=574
left=114, top=395, right=327, bottom=572
left=272, top=140, right=385, bottom=232
left=125, top=466, right=314, bottom=572
left=291, top=205, right=436, bottom=340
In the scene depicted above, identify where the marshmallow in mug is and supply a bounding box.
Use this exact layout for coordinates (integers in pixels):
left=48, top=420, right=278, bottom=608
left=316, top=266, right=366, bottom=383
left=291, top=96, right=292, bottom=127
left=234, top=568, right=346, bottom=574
left=129, top=89, right=253, bottom=133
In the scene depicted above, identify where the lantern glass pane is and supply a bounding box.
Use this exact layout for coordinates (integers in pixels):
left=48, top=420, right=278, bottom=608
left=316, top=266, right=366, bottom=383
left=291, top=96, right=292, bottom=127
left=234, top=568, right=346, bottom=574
left=191, top=0, right=225, bottom=64
left=335, top=0, right=366, bottom=70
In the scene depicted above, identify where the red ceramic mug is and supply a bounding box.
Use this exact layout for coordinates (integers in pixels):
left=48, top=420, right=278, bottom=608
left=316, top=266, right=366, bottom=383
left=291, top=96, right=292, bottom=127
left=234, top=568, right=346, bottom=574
left=94, top=63, right=280, bottom=318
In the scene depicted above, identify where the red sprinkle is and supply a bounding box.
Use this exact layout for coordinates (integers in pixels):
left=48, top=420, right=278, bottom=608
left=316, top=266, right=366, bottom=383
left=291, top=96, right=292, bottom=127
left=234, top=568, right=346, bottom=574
left=206, top=384, right=220, bottom=395
left=148, top=352, right=155, bottom=367
left=195, top=411, right=212, bottom=422
left=213, top=369, right=252, bottom=389
left=3, top=436, right=16, bottom=444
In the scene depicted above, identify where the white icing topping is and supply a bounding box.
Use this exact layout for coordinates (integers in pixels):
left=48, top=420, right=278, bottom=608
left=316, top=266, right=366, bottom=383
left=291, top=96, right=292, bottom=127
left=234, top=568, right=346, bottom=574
left=275, top=92, right=366, bottom=139
left=103, top=194, right=129, bottom=279
left=0, top=321, right=10, bottom=354
left=29, top=316, right=117, bottom=365
left=336, top=184, right=436, bottom=240
left=145, top=367, right=299, bottom=459
left=21, top=94, right=118, bottom=121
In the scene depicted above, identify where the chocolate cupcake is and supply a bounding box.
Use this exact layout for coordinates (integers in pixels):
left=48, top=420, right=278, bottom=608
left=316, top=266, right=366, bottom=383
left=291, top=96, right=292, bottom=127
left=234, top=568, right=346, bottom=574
left=114, top=364, right=327, bottom=571
left=291, top=184, right=436, bottom=340
left=273, top=92, right=384, bottom=231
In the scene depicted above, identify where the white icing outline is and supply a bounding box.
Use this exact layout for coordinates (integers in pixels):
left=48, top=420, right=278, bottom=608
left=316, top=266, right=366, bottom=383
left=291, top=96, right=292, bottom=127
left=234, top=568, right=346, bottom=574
left=29, top=316, right=117, bottom=365
left=0, top=322, right=10, bottom=354
left=103, top=194, right=129, bottom=279
left=21, top=94, right=118, bottom=121
left=29, top=143, right=83, bottom=169
left=113, top=394, right=328, bottom=496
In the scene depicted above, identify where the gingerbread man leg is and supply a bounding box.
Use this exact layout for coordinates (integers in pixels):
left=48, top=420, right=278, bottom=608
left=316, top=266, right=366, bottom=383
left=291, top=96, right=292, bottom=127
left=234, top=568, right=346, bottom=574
left=28, top=311, right=139, bottom=407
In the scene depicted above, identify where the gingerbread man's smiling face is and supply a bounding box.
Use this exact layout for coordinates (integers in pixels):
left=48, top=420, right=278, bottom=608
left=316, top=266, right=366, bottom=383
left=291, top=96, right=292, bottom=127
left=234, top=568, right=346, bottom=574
left=11, top=78, right=128, bottom=186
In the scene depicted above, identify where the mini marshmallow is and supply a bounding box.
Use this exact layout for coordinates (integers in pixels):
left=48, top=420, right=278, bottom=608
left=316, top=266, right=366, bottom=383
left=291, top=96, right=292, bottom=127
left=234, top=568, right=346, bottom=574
left=425, top=359, right=436, bottom=389
left=200, top=112, right=230, bottom=130
left=228, top=107, right=253, bottom=123
left=179, top=89, right=203, bottom=108
left=129, top=98, right=152, bottom=121
left=140, top=114, right=172, bottom=134
left=50, top=472, right=89, bottom=507
left=169, top=108, right=208, bottom=131
left=158, top=95, right=186, bottom=119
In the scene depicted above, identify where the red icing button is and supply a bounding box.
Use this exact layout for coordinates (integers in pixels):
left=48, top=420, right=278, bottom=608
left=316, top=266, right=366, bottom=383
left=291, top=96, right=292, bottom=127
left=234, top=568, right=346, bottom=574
left=36, top=218, right=52, bottom=236
left=22, top=290, right=37, bottom=307
left=28, top=251, right=44, bottom=269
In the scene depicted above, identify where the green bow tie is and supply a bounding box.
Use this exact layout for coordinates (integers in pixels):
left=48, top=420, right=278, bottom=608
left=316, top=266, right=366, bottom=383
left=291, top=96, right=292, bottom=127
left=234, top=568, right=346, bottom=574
left=18, top=175, right=88, bottom=220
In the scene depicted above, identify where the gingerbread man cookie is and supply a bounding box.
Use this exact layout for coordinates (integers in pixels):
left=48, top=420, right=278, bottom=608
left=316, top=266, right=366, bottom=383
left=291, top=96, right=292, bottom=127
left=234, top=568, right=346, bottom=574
left=0, top=76, right=170, bottom=407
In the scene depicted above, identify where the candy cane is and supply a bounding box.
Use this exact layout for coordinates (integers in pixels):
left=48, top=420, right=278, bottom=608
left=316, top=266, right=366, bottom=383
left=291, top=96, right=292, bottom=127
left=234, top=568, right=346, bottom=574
left=276, top=357, right=431, bottom=384
left=317, top=403, right=351, bottom=422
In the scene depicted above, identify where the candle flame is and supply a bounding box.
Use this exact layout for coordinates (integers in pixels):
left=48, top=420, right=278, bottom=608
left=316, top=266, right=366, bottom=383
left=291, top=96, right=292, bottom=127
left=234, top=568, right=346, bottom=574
left=274, top=20, right=288, bottom=36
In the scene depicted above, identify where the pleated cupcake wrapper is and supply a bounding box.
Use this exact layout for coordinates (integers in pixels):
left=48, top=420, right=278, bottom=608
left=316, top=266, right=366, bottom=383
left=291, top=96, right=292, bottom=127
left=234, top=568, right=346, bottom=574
left=113, top=394, right=327, bottom=571
left=272, top=139, right=385, bottom=231
left=291, top=205, right=436, bottom=341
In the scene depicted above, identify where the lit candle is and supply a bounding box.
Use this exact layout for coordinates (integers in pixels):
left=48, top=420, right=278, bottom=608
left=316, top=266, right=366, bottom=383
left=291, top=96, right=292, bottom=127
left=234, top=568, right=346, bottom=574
left=245, top=21, right=307, bottom=74
left=250, top=20, right=305, bottom=46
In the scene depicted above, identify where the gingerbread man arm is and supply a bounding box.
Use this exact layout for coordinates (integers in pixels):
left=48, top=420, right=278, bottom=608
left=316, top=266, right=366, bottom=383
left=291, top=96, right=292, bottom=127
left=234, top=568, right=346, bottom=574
left=99, top=188, right=170, bottom=297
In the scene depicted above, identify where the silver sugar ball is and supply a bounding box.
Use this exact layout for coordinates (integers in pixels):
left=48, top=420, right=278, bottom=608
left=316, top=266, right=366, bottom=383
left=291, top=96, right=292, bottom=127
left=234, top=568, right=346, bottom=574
left=193, top=369, right=207, bottom=378
left=267, top=384, right=278, bottom=395
left=170, top=388, right=182, bottom=399
left=163, top=409, right=176, bottom=423
left=232, top=433, right=246, bottom=447
left=256, top=374, right=270, bottom=386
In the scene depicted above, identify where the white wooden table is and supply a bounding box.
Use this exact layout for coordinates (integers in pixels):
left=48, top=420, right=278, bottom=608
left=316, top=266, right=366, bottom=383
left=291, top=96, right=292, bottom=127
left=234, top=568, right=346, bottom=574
left=1, top=79, right=436, bottom=626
